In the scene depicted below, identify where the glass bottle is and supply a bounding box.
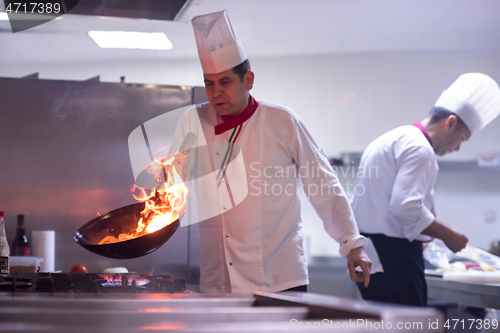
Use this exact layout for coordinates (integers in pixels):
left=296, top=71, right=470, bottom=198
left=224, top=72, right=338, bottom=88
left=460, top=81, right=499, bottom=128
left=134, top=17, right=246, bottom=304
left=0, top=211, right=10, bottom=275
left=12, top=215, right=30, bottom=256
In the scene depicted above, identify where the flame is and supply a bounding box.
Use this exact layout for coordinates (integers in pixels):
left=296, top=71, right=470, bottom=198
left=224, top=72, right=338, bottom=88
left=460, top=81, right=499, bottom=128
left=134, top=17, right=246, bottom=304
left=98, top=152, right=188, bottom=245
left=139, top=322, right=185, bottom=330
left=100, top=273, right=150, bottom=287
left=138, top=308, right=175, bottom=313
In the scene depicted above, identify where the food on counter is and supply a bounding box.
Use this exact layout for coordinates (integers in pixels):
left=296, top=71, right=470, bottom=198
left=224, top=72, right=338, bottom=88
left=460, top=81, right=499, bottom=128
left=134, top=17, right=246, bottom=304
left=425, top=239, right=500, bottom=273
left=70, top=264, right=88, bottom=273
left=480, top=262, right=496, bottom=271
left=436, top=260, right=496, bottom=273
left=443, top=271, right=500, bottom=284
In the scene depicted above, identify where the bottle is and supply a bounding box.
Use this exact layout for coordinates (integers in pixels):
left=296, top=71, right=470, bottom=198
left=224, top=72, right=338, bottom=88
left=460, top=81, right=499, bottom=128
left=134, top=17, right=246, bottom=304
left=0, top=211, right=10, bottom=275
left=12, top=215, right=30, bottom=256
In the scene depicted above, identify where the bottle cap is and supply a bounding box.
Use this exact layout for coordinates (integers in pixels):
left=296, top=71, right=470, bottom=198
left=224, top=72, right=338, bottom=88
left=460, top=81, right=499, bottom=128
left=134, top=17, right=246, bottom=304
left=0, top=211, right=3, bottom=217
left=17, top=214, right=25, bottom=226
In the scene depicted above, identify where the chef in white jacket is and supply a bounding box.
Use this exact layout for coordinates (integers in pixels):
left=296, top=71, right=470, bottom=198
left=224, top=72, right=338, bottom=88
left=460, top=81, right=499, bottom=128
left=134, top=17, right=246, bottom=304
left=170, top=9, right=371, bottom=294
left=351, top=73, right=500, bottom=306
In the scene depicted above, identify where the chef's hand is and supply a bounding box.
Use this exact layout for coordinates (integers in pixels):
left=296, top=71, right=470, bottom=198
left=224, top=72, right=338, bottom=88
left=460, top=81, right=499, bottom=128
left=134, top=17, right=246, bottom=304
left=444, top=229, right=468, bottom=253
left=347, top=247, right=372, bottom=288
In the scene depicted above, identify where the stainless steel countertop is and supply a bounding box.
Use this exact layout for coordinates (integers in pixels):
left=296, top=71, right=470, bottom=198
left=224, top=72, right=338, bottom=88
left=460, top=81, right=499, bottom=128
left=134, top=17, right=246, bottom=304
left=0, top=291, right=444, bottom=333
left=426, top=276, right=500, bottom=309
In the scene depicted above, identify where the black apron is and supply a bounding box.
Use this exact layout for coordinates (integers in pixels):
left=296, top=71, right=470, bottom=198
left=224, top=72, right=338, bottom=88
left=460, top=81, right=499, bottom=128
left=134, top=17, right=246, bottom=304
left=356, top=233, right=427, bottom=307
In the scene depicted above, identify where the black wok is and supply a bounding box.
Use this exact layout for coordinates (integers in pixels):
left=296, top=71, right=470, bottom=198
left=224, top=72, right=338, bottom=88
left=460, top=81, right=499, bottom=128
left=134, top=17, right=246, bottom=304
left=74, top=202, right=179, bottom=259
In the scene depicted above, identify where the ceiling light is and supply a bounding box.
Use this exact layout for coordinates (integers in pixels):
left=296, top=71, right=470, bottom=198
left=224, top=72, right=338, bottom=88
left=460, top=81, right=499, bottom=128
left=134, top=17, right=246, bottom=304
left=88, top=31, right=173, bottom=50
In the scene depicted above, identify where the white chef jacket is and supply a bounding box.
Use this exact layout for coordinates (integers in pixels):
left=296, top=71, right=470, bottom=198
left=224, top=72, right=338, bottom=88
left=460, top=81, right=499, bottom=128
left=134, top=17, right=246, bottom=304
left=172, top=97, right=366, bottom=293
left=351, top=125, right=438, bottom=243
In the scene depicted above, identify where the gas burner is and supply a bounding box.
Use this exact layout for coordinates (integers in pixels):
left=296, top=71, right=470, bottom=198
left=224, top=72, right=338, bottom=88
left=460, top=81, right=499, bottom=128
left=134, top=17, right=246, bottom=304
left=36, top=273, right=107, bottom=292
left=100, top=273, right=151, bottom=287
left=145, top=275, right=186, bottom=293
left=0, top=275, right=32, bottom=291
left=1, top=273, right=187, bottom=294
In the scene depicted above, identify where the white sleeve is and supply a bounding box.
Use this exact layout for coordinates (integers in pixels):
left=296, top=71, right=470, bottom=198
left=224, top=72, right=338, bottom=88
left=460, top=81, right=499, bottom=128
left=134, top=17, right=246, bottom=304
left=291, top=118, right=366, bottom=258
left=389, top=145, right=436, bottom=241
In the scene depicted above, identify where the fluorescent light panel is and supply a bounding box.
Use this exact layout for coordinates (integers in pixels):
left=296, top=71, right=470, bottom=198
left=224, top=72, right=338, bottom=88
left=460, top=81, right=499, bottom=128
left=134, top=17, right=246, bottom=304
left=89, top=31, right=173, bottom=50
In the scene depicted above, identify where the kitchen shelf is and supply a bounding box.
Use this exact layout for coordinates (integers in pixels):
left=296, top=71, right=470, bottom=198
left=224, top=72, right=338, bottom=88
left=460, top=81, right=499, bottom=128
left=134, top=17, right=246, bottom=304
left=329, top=157, right=500, bottom=173
left=438, top=160, right=500, bottom=172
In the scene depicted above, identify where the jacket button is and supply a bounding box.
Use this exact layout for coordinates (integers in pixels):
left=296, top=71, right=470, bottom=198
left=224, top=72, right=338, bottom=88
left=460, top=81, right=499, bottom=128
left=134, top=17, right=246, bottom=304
left=216, top=152, right=220, bottom=156
left=225, top=234, right=229, bottom=238
left=229, top=262, right=233, bottom=266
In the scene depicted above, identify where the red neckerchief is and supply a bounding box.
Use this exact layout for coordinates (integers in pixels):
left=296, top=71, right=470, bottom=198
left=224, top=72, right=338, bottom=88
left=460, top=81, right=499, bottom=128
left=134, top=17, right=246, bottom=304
left=214, top=96, right=259, bottom=135
left=412, top=121, right=432, bottom=145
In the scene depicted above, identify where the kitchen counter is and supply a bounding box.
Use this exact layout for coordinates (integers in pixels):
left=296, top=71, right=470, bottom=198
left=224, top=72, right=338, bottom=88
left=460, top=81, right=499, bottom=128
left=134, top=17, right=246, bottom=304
left=0, top=290, right=443, bottom=332
left=426, top=276, right=500, bottom=309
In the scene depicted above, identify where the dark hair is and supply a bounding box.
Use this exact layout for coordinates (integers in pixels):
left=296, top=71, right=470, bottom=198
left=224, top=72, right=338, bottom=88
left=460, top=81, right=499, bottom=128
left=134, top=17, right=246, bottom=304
left=428, top=106, right=467, bottom=129
left=232, top=59, right=251, bottom=82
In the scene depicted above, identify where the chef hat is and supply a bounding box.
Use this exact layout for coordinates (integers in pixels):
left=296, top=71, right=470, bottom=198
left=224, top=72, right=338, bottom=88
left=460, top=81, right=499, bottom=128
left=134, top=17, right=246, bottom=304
left=191, top=9, right=247, bottom=74
left=435, top=73, right=500, bottom=135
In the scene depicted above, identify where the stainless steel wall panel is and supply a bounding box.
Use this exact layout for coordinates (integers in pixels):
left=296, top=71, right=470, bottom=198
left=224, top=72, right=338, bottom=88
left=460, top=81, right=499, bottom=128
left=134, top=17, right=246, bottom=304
left=0, top=76, right=201, bottom=276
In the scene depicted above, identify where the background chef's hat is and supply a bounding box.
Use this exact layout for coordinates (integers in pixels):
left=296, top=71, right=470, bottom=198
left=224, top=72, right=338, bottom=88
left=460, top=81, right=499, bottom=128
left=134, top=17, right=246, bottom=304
left=191, top=9, right=247, bottom=74
left=435, top=73, right=500, bottom=135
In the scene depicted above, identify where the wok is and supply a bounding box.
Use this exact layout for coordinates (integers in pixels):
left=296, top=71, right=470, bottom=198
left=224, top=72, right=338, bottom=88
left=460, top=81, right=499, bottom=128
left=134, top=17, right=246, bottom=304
left=74, top=202, right=180, bottom=259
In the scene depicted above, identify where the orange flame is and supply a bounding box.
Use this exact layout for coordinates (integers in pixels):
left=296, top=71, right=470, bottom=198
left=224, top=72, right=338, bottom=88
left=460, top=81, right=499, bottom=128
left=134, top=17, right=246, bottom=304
left=98, top=152, right=188, bottom=245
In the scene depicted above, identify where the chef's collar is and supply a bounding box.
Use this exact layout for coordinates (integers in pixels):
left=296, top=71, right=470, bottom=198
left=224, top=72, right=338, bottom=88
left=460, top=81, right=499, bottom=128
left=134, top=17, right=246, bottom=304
left=214, top=96, right=259, bottom=135
left=412, top=121, right=432, bottom=145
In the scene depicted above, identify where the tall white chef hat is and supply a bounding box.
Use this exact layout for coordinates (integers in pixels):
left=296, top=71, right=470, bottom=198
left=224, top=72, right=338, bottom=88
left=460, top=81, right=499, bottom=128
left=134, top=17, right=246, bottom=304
left=435, top=73, right=500, bottom=135
left=191, top=9, right=247, bottom=74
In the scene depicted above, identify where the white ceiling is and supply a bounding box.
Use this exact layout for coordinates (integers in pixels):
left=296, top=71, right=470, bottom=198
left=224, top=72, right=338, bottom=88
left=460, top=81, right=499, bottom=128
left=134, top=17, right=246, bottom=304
left=0, top=0, right=499, bottom=65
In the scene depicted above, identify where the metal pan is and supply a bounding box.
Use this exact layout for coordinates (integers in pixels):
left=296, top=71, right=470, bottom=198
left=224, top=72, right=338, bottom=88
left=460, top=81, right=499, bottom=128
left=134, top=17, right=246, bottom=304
left=74, top=202, right=179, bottom=259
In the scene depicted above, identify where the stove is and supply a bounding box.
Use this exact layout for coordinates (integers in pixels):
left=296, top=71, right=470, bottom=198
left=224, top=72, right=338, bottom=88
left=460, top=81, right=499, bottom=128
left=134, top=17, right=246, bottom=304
left=0, top=274, right=445, bottom=333
left=0, top=273, right=187, bottom=294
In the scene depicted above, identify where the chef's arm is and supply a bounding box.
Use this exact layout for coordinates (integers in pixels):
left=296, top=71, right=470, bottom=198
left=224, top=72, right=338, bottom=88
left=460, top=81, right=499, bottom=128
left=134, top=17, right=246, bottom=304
left=421, top=220, right=468, bottom=253
left=290, top=118, right=365, bottom=255
left=289, top=117, right=371, bottom=284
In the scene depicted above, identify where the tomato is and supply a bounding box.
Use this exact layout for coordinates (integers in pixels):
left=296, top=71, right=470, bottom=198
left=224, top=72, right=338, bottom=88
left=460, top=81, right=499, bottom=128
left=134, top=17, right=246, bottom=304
left=70, top=264, right=88, bottom=273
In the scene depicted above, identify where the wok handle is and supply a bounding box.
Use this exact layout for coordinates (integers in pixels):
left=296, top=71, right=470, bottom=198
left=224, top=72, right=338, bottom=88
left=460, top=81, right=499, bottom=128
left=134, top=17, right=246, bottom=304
left=160, top=132, right=197, bottom=183
left=178, top=132, right=197, bottom=154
